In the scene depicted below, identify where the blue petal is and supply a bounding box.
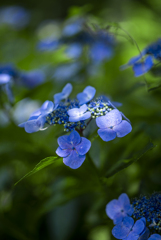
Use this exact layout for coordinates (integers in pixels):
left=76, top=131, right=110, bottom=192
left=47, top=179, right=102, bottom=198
left=40, top=100, right=54, bottom=114
left=63, top=150, right=86, bottom=169
left=132, top=218, right=146, bottom=235
left=68, top=108, right=81, bottom=117
left=133, top=56, right=153, bottom=77
left=77, top=86, right=96, bottom=105
left=148, top=234, right=161, bottom=240
left=54, top=93, right=63, bottom=104
left=114, top=120, right=132, bottom=137
left=69, top=111, right=91, bottom=122
left=62, top=83, right=73, bottom=98
left=56, top=147, right=71, bottom=157
left=96, top=109, right=122, bottom=129
left=138, top=228, right=150, bottom=240
left=67, top=130, right=81, bottom=146
left=75, top=137, right=91, bottom=155
left=90, top=42, right=113, bottom=63
left=106, top=199, right=121, bottom=220
left=125, top=232, right=140, bottom=240
left=98, top=128, right=116, bottom=142
left=57, top=135, right=72, bottom=149
left=112, top=217, right=134, bottom=239
left=37, top=38, right=59, bottom=51
left=119, top=193, right=130, bottom=206
left=24, top=119, right=42, bottom=133
left=0, top=74, right=11, bottom=84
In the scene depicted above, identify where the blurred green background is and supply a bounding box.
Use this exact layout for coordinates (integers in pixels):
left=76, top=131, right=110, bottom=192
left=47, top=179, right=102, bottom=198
left=0, top=0, right=161, bottom=239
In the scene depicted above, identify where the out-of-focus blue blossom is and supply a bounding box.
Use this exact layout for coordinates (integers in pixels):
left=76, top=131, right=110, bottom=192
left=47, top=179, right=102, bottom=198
left=77, top=86, right=96, bottom=105
left=89, top=31, right=115, bottom=63
left=106, top=193, right=134, bottom=224
left=56, top=130, right=91, bottom=169
left=0, top=74, right=11, bottom=84
left=20, top=70, right=45, bottom=88
left=121, top=39, right=161, bottom=76
left=62, top=18, right=84, bottom=37
left=54, top=83, right=73, bottom=104
left=68, top=104, right=91, bottom=122
left=96, top=109, right=132, bottom=142
left=0, top=6, right=30, bottom=29
left=148, top=234, right=161, bottom=240
left=37, top=38, right=60, bottom=51
left=112, top=217, right=146, bottom=240
left=53, top=62, right=82, bottom=83
left=19, top=101, right=56, bottom=133
left=132, top=56, right=154, bottom=77
left=65, top=43, right=83, bottom=58
left=0, top=64, right=19, bottom=78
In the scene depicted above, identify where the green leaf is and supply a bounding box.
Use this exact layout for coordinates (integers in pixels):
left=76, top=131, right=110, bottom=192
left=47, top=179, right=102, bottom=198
left=14, top=156, right=59, bottom=186
left=104, top=141, right=156, bottom=178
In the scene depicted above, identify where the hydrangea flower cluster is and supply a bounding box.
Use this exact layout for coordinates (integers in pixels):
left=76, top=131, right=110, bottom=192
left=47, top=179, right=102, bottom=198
left=121, top=39, right=161, bottom=77
left=0, top=64, right=45, bottom=103
left=37, top=17, right=116, bottom=63
left=19, top=83, right=132, bottom=169
left=106, top=193, right=161, bottom=240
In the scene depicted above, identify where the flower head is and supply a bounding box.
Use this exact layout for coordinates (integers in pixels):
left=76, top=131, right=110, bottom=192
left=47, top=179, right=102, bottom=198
left=106, top=193, right=134, bottom=224
left=96, top=109, right=132, bottom=142
left=77, top=86, right=96, bottom=105
left=56, top=130, right=91, bottom=169
left=54, top=83, right=73, bottom=104
left=112, top=217, right=146, bottom=240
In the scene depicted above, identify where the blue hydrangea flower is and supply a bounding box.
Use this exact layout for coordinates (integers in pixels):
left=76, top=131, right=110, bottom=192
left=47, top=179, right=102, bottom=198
left=65, top=43, right=82, bottom=58
left=112, top=217, right=146, bottom=240
left=106, top=193, right=134, bottom=224
left=68, top=104, right=91, bottom=122
left=53, top=63, right=82, bottom=82
left=89, top=31, right=115, bottom=63
left=19, top=101, right=56, bottom=133
left=96, top=109, right=132, bottom=142
left=132, top=56, right=154, bottom=77
left=0, top=6, right=30, bottom=29
left=54, top=83, right=73, bottom=104
left=77, top=86, right=96, bottom=105
left=56, top=130, right=91, bottom=169
left=62, top=18, right=84, bottom=37
left=37, top=38, right=60, bottom=51
left=148, top=234, right=161, bottom=240
left=20, top=70, right=45, bottom=88
left=0, top=73, right=11, bottom=85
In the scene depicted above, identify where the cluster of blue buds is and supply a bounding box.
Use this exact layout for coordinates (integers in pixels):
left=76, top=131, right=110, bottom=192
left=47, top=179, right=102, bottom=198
left=106, top=193, right=161, bottom=240
left=37, top=17, right=116, bottom=63
left=121, top=39, right=161, bottom=77
left=19, top=83, right=132, bottom=169
left=0, top=64, right=45, bottom=103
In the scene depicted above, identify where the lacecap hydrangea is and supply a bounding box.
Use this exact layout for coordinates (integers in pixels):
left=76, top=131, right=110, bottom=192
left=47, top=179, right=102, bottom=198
left=19, top=83, right=132, bottom=169
left=106, top=193, right=161, bottom=240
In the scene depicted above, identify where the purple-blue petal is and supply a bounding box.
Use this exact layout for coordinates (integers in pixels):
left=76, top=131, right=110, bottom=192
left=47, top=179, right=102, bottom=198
left=56, top=147, right=71, bottom=157
left=98, top=128, right=116, bottom=142
left=69, top=111, right=91, bottom=122
left=106, top=199, right=121, bottom=220
left=75, top=137, right=91, bottom=155
left=132, top=218, right=146, bottom=235
left=114, top=120, right=132, bottom=138
left=57, top=135, right=72, bottom=149
left=54, top=93, right=63, bottom=104
left=67, top=130, right=81, bottom=146
left=112, top=217, right=134, bottom=239
left=138, top=228, right=150, bottom=240
left=24, top=119, right=42, bottom=133
left=119, top=193, right=130, bottom=208
left=148, top=234, right=161, bottom=240
left=62, top=83, right=73, bottom=98
left=63, top=150, right=86, bottom=169
left=77, top=86, right=96, bottom=105
left=96, top=109, right=122, bottom=129
left=125, top=232, right=140, bottom=240
left=133, top=56, right=154, bottom=77
left=40, top=100, right=54, bottom=114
